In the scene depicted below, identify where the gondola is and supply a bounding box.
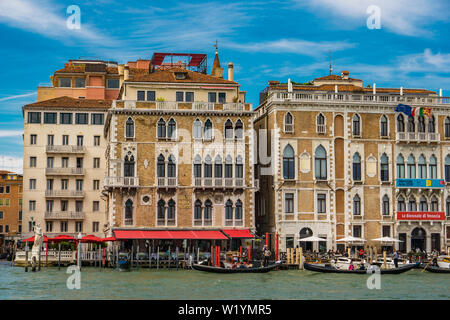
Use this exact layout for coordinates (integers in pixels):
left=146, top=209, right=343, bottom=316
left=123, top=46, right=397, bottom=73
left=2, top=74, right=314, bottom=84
left=425, top=265, right=450, bottom=274
left=118, top=255, right=130, bottom=271
left=303, top=262, right=417, bottom=274
left=192, top=261, right=281, bottom=273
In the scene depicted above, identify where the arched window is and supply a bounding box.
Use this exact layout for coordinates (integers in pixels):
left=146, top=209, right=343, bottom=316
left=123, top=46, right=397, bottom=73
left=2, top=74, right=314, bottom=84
left=225, top=155, right=233, bottom=178
left=397, top=114, right=405, bottom=132
left=418, top=154, right=427, bottom=179
left=157, top=118, right=166, bottom=138
left=204, top=199, right=212, bottom=224
left=380, top=115, right=388, bottom=136
left=157, top=199, right=165, bottom=223
left=235, top=119, right=243, bottom=139
left=124, top=154, right=135, bottom=177
left=285, top=112, right=293, bottom=133
left=353, top=153, right=361, bottom=181
left=193, top=155, right=202, bottom=178
left=193, top=119, right=202, bottom=139
left=315, top=145, right=327, bottom=180
left=167, top=155, right=176, bottom=178
left=407, top=116, right=415, bottom=133
left=126, top=117, right=134, bottom=138
left=194, top=200, right=202, bottom=222
left=225, top=199, right=233, bottom=221
left=407, top=154, right=416, bottom=179
left=204, top=155, right=212, bottom=178
left=352, top=114, right=361, bottom=136
left=125, top=199, right=133, bottom=224
left=382, top=195, right=389, bottom=216
left=353, top=194, right=361, bottom=215
left=429, top=155, right=437, bottom=179
left=167, top=199, right=176, bottom=223
left=397, top=196, right=405, bottom=212
left=445, top=155, right=450, bottom=182
left=428, top=116, right=435, bottom=133
left=157, top=154, right=165, bottom=177
left=397, top=154, right=405, bottom=179
left=431, top=196, right=438, bottom=212
left=235, top=199, right=243, bottom=220
left=168, top=118, right=176, bottom=139
left=418, top=116, right=425, bottom=133
left=380, top=153, right=389, bottom=181
left=225, top=119, right=233, bottom=139
left=445, top=117, right=450, bottom=138
left=446, top=197, right=450, bottom=217
left=204, top=119, right=212, bottom=140
left=419, top=196, right=428, bottom=211
left=235, top=155, right=243, bottom=178
left=214, top=155, right=222, bottom=178
left=283, top=145, right=295, bottom=179
left=317, top=113, right=325, bottom=133
left=408, top=196, right=417, bottom=211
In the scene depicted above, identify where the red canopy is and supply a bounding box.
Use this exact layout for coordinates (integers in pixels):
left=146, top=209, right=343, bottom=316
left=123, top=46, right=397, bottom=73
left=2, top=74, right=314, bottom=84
left=101, top=237, right=116, bottom=242
left=22, top=235, right=50, bottom=243
left=222, top=229, right=254, bottom=239
left=81, top=235, right=102, bottom=243
left=114, top=230, right=228, bottom=240
left=51, top=235, right=76, bottom=242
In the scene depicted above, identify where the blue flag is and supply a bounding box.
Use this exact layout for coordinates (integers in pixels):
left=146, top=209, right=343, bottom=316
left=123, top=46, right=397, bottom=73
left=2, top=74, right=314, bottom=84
left=395, top=104, right=412, bottom=116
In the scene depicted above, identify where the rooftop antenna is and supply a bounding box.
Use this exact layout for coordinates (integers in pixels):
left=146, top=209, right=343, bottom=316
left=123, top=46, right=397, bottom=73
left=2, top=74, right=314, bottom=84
left=214, top=40, right=218, bottom=54
left=329, top=50, right=333, bottom=75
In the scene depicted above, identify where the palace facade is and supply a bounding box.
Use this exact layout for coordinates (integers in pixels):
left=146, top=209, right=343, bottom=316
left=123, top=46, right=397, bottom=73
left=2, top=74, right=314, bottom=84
left=254, top=71, right=450, bottom=253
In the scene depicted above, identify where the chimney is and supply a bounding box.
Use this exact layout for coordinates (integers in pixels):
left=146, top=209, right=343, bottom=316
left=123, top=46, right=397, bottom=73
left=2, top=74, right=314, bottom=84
left=228, top=62, right=234, bottom=81
left=124, top=65, right=130, bottom=81
left=341, top=70, right=349, bottom=80
left=118, top=64, right=124, bottom=76
left=400, top=86, right=403, bottom=96
left=373, top=83, right=376, bottom=95
left=288, top=78, right=292, bottom=93
left=439, top=88, right=443, bottom=97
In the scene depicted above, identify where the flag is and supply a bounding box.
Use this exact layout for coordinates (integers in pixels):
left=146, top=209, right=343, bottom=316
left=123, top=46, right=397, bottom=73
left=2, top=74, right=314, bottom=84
left=411, top=107, right=420, bottom=117
left=422, top=107, right=432, bottom=117
left=395, top=104, right=412, bottom=116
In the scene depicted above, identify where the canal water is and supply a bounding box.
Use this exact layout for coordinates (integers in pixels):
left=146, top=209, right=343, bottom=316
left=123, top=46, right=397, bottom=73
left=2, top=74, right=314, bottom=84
left=0, top=263, right=448, bottom=299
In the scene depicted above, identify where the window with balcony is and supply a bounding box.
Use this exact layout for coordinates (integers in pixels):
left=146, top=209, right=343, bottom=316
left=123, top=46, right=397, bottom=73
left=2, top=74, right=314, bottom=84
left=314, top=145, right=327, bottom=180
left=396, top=154, right=405, bottom=179
left=353, top=194, right=361, bottom=215
left=224, top=119, right=233, bottom=139
left=168, top=118, right=176, bottom=140
left=47, top=135, right=54, bottom=146
left=235, top=155, right=243, bottom=179
left=208, top=92, right=217, bottom=103
left=194, top=155, right=202, bottom=178
left=125, top=199, right=133, bottom=225
left=235, top=199, right=243, bottom=222
left=418, top=155, right=427, bottom=179
left=46, top=200, right=53, bottom=212
left=284, top=193, right=294, bottom=213
left=407, top=155, right=416, bottom=179
left=429, top=155, right=437, bottom=179
left=60, top=221, right=68, bottom=233
left=407, top=116, right=415, bottom=133
left=204, top=199, right=212, bottom=225
left=185, top=92, right=194, bottom=102
left=428, top=116, right=435, bottom=133
left=62, top=135, right=69, bottom=145
left=76, top=179, right=83, bottom=191
left=76, top=200, right=83, bottom=212
left=316, top=113, right=325, bottom=134
left=380, top=115, right=388, bottom=137
left=176, top=91, right=184, bottom=102
left=61, top=200, right=68, bottom=212
left=204, top=119, right=212, bottom=140
left=225, top=155, right=232, bottom=178
left=168, top=155, right=176, bottom=178
left=235, top=120, right=243, bottom=139
left=146, top=91, right=156, bottom=101
left=204, top=156, right=212, bottom=178
left=124, top=155, right=135, bottom=177
left=126, top=118, right=134, bottom=138
left=445, top=155, right=450, bottom=182
left=397, top=114, right=405, bottom=132
left=157, top=200, right=165, bottom=226
left=418, top=116, right=425, bottom=133
left=75, top=221, right=83, bottom=232
left=44, top=112, right=57, bottom=124
left=397, top=196, right=406, bottom=212
left=194, top=200, right=202, bottom=225
left=61, top=179, right=68, bottom=190
left=419, top=196, right=428, bottom=211
left=46, top=179, right=53, bottom=191
left=445, top=117, right=450, bottom=138
left=218, top=92, right=226, bottom=103
left=382, top=195, right=390, bottom=215
left=167, top=199, right=176, bottom=225
left=137, top=91, right=145, bottom=101
left=193, top=119, right=202, bottom=139
left=157, top=154, right=165, bottom=178
left=46, top=221, right=53, bottom=232
left=214, top=156, right=222, bottom=178
left=76, top=157, right=83, bottom=168
left=60, top=113, right=72, bottom=124
left=283, top=144, right=295, bottom=180
left=225, top=199, right=233, bottom=223
left=284, top=112, right=293, bottom=133
left=352, top=153, right=361, bottom=181
left=352, top=114, right=361, bottom=136
left=77, top=135, right=83, bottom=147
left=408, top=197, right=417, bottom=211
left=157, top=118, right=166, bottom=138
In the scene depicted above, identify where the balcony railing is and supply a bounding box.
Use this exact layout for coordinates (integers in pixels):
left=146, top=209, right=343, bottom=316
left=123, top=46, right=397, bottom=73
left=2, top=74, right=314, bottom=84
left=193, top=102, right=214, bottom=110
left=156, top=101, right=178, bottom=110
left=45, top=211, right=85, bottom=219
left=45, top=190, right=85, bottom=198
left=46, top=168, right=85, bottom=175
left=223, top=103, right=245, bottom=111
left=224, top=219, right=243, bottom=227
left=194, top=178, right=244, bottom=188
left=157, top=177, right=177, bottom=188
left=317, top=124, right=326, bottom=134
left=104, top=176, right=140, bottom=188
left=46, top=145, right=85, bottom=153
left=396, top=132, right=440, bottom=143
left=124, top=218, right=133, bottom=226
left=193, top=219, right=212, bottom=226
left=284, top=124, right=293, bottom=133
left=157, top=219, right=176, bottom=226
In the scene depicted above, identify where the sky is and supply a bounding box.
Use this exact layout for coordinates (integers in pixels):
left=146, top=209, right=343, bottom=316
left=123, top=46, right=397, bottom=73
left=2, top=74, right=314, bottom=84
left=0, top=0, right=449, bottom=173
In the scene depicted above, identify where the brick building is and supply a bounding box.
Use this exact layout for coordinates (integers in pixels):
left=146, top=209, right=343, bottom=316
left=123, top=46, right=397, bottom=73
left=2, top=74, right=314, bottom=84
left=0, top=171, right=22, bottom=248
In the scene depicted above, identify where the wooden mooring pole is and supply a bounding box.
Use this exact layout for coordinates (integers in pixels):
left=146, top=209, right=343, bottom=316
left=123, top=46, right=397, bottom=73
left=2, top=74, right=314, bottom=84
left=157, top=246, right=160, bottom=270
left=24, top=243, right=29, bottom=272
left=58, top=243, right=61, bottom=270
left=299, top=247, right=304, bottom=270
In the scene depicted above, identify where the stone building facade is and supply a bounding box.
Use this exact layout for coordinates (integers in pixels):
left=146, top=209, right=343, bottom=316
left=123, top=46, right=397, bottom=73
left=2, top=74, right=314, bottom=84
left=0, top=171, right=22, bottom=245
left=254, top=71, right=450, bottom=253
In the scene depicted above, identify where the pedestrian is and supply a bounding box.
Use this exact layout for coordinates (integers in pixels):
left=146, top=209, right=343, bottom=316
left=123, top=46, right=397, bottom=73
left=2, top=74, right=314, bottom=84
left=263, top=245, right=271, bottom=267
left=393, top=250, right=399, bottom=268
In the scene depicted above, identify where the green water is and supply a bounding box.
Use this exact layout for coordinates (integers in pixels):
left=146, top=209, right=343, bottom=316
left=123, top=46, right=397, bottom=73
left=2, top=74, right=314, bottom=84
left=0, top=264, right=448, bottom=300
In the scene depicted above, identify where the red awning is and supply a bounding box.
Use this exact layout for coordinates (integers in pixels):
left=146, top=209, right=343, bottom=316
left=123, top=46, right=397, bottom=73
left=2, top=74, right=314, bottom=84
left=81, top=235, right=102, bottom=243
left=114, top=230, right=228, bottom=240
left=222, top=229, right=254, bottom=239
left=51, top=235, right=75, bottom=242
left=101, top=237, right=117, bottom=242
left=22, top=235, right=51, bottom=243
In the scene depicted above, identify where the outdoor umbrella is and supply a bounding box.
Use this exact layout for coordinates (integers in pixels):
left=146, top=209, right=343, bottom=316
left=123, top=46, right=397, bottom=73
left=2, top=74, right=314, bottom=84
left=101, top=237, right=116, bottom=242
left=81, top=235, right=102, bottom=243
left=297, top=236, right=326, bottom=242
left=22, top=235, right=50, bottom=243
left=371, top=237, right=403, bottom=243
left=336, top=236, right=366, bottom=242
left=51, top=235, right=75, bottom=242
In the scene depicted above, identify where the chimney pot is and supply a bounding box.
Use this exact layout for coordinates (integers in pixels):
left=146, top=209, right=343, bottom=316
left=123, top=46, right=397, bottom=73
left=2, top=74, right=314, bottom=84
left=124, top=65, right=130, bottom=81
left=228, top=62, right=234, bottom=81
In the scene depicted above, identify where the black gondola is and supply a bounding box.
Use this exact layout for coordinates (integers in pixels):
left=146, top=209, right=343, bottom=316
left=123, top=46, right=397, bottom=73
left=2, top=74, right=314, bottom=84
left=303, top=262, right=417, bottom=274
left=118, top=255, right=130, bottom=271
left=192, top=262, right=280, bottom=273
left=425, top=265, right=450, bottom=274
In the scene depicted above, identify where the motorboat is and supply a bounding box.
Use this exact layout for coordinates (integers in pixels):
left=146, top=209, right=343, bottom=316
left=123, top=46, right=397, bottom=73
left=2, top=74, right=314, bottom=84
left=437, top=256, right=450, bottom=269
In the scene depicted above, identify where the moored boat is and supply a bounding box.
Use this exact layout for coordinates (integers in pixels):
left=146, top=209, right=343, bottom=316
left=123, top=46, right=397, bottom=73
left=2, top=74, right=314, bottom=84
left=118, top=254, right=130, bottom=271
left=192, top=261, right=281, bottom=273
left=304, top=262, right=417, bottom=274
left=437, top=256, right=450, bottom=269
left=425, top=265, right=450, bottom=274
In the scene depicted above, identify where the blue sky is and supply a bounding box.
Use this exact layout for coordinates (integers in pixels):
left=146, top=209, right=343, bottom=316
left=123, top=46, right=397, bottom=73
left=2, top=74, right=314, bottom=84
left=0, top=0, right=449, bottom=172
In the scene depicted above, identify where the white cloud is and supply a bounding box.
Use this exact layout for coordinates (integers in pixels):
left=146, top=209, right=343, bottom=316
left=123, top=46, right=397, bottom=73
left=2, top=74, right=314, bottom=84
left=0, top=130, right=23, bottom=138
left=398, top=49, right=450, bottom=73
left=0, top=156, right=23, bottom=174
left=0, top=0, right=115, bottom=45
left=0, top=92, right=36, bottom=102
left=295, top=0, right=449, bottom=36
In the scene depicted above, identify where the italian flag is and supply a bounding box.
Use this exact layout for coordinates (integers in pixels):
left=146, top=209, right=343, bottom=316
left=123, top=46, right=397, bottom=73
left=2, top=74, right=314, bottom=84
left=411, top=107, right=432, bottom=117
